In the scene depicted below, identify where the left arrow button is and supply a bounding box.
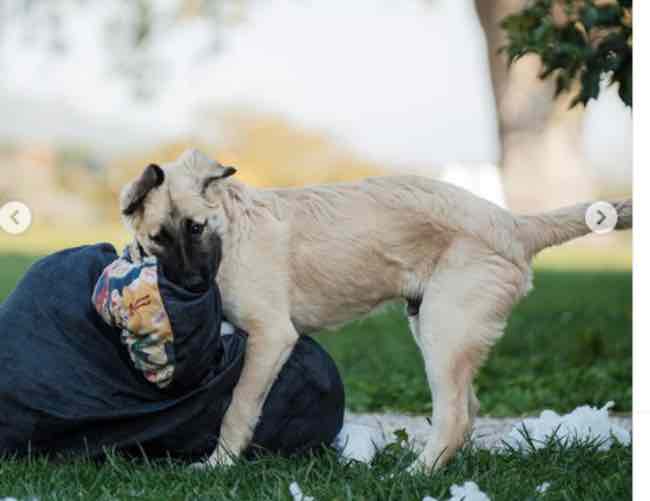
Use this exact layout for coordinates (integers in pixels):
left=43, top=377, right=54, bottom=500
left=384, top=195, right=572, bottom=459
left=0, top=201, right=32, bottom=235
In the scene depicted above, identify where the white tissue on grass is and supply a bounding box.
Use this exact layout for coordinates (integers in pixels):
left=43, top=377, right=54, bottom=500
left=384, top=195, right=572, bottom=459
left=536, top=482, right=551, bottom=494
left=332, top=423, right=388, bottom=463
left=504, top=402, right=630, bottom=452
left=447, top=482, right=491, bottom=501
left=423, top=481, right=491, bottom=501
left=289, top=482, right=314, bottom=501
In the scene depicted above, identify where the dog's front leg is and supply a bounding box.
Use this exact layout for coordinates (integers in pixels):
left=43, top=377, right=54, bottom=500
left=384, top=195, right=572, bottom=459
left=204, top=320, right=299, bottom=467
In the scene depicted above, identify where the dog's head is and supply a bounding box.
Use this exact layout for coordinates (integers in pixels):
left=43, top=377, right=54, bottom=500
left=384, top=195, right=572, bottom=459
left=120, top=149, right=237, bottom=292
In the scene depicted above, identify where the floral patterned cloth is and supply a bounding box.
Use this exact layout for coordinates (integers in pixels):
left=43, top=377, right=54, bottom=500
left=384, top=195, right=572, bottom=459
left=92, top=252, right=176, bottom=389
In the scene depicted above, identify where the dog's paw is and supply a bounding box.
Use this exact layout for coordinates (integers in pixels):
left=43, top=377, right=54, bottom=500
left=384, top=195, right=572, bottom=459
left=215, top=453, right=235, bottom=467
left=189, top=452, right=235, bottom=471
left=189, top=461, right=211, bottom=471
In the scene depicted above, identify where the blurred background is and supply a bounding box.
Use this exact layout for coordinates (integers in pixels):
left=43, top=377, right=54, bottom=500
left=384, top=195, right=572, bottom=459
left=0, top=0, right=632, bottom=268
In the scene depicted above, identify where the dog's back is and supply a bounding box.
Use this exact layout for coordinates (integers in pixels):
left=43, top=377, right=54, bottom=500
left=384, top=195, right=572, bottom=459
left=267, top=176, right=525, bottom=331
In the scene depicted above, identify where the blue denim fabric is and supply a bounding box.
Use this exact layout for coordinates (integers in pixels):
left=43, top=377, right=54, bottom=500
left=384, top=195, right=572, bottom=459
left=0, top=244, right=344, bottom=461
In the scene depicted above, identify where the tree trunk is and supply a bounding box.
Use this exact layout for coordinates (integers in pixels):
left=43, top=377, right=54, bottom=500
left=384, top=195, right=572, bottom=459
left=474, top=0, right=598, bottom=213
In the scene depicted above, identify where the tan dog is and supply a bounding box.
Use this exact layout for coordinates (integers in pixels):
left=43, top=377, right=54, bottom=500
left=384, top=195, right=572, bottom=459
left=120, top=149, right=632, bottom=472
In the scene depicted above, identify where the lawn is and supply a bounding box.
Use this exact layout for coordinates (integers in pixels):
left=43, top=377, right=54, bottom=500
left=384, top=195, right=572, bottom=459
left=0, top=249, right=632, bottom=500
left=0, top=440, right=632, bottom=501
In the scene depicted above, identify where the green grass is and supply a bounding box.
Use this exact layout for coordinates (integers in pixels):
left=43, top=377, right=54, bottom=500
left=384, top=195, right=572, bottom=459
left=0, top=438, right=632, bottom=501
left=0, top=254, right=41, bottom=300
left=0, top=253, right=632, bottom=499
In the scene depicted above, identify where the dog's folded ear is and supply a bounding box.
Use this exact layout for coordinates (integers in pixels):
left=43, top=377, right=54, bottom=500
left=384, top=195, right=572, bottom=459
left=201, top=165, right=237, bottom=197
left=121, top=164, right=165, bottom=215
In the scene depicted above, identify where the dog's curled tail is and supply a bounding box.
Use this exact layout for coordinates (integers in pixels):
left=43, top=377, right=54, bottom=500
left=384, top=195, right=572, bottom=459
left=516, top=199, right=632, bottom=259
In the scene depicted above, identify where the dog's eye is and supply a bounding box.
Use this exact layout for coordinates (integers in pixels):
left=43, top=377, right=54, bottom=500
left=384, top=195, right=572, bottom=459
left=189, top=221, right=205, bottom=236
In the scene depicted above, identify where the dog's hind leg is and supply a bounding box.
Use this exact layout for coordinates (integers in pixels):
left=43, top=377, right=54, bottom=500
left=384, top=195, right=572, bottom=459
left=407, top=299, right=482, bottom=428
left=409, top=242, right=527, bottom=472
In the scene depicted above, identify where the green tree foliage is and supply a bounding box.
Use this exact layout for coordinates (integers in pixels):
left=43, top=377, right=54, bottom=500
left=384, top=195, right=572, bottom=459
left=500, top=0, right=632, bottom=107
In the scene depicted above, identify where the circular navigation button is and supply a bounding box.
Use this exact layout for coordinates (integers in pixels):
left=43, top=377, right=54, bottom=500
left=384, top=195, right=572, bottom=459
left=585, top=201, right=618, bottom=234
left=0, top=201, right=32, bottom=235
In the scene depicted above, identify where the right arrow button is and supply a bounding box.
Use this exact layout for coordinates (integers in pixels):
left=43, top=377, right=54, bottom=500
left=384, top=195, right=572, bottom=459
left=586, top=201, right=618, bottom=234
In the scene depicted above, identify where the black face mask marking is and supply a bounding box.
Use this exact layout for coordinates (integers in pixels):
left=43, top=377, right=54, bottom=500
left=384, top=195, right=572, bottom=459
left=146, top=219, right=222, bottom=293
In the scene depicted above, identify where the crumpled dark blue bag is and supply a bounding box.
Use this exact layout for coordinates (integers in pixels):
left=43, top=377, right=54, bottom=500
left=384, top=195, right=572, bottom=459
left=0, top=243, right=344, bottom=461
